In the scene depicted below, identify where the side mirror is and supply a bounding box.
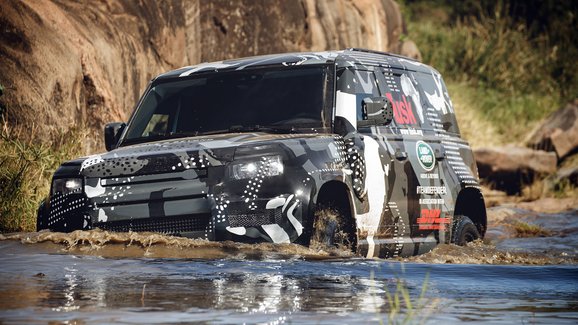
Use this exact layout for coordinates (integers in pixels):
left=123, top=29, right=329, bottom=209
left=104, top=122, right=126, bottom=151
left=357, top=97, right=393, bottom=127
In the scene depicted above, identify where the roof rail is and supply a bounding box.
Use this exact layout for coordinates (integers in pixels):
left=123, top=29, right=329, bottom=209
left=346, top=48, right=419, bottom=62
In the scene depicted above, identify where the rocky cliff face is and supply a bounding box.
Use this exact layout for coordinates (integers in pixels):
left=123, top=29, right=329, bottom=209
left=0, top=0, right=419, bottom=151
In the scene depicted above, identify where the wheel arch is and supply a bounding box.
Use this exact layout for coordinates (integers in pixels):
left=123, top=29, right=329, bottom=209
left=315, top=180, right=354, bottom=210
left=453, top=187, right=487, bottom=237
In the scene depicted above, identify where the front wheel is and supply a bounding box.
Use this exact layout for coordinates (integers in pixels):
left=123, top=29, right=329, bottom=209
left=309, top=206, right=355, bottom=252
left=452, top=215, right=480, bottom=245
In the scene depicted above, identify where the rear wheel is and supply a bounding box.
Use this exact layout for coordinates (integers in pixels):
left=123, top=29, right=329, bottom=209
left=452, top=215, right=480, bottom=245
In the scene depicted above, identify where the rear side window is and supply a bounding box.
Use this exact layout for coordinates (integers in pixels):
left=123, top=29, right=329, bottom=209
left=375, top=68, right=460, bottom=134
left=413, top=72, right=460, bottom=134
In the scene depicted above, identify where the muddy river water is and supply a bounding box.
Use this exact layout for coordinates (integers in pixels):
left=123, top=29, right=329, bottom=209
left=0, top=206, right=577, bottom=324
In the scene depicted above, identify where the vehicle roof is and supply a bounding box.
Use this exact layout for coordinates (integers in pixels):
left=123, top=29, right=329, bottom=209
left=156, top=48, right=434, bottom=80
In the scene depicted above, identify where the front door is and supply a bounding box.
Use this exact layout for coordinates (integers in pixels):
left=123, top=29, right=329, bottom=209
left=335, top=67, right=420, bottom=258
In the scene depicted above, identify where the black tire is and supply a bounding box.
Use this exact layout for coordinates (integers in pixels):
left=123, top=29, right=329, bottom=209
left=452, top=216, right=480, bottom=246
left=309, top=205, right=355, bottom=251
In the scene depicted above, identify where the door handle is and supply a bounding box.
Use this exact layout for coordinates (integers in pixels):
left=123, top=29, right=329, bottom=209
left=435, top=147, right=446, bottom=160
left=395, top=150, right=408, bottom=161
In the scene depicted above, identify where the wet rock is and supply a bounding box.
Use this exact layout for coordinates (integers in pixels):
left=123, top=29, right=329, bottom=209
left=474, top=146, right=557, bottom=194
left=0, top=0, right=416, bottom=149
left=525, top=100, right=578, bottom=160
left=510, top=197, right=578, bottom=214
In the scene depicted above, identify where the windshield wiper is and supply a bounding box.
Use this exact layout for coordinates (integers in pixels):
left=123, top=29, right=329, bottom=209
left=121, top=125, right=302, bottom=146
left=121, top=132, right=198, bottom=146
left=227, top=125, right=296, bottom=134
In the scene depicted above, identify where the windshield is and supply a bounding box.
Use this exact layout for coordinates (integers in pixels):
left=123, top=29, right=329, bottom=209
left=122, top=66, right=329, bottom=145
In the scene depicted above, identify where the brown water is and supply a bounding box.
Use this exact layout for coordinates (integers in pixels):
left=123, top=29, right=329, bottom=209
left=0, top=207, right=577, bottom=324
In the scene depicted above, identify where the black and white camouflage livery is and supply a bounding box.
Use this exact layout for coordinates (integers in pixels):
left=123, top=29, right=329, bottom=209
left=38, top=49, right=486, bottom=258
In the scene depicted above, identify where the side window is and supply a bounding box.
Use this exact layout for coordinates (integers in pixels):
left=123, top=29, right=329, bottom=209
left=414, top=72, right=460, bottom=134
left=336, top=68, right=380, bottom=121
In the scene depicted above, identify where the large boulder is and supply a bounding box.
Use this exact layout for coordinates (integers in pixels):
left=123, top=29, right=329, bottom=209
left=525, top=100, right=578, bottom=160
left=474, top=146, right=557, bottom=194
left=0, top=0, right=418, bottom=151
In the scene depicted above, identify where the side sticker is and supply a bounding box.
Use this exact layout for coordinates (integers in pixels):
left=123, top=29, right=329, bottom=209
left=385, top=93, right=417, bottom=125
left=416, top=141, right=435, bottom=171
left=417, top=209, right=449, bottom=230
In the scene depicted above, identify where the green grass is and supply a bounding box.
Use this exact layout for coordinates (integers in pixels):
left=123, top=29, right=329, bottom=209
left=371, top=268, right=435, bottom=324
left=447, top=82, right=558, bottom=145
left=0, top=121, right=87, bottom=232
left=513, top=221, right=552, bottom=238
left=384, top=274, right=434, bottom=324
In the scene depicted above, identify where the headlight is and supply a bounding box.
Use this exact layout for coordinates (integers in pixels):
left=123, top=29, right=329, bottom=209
left=52, top=178, right=83, bottom=196
left=229, top=155, right=284, bottom=180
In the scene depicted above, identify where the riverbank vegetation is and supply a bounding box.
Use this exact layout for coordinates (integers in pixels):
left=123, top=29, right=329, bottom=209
left=0, top=122, right=87, bottom=232
left=513, top=221, right=552, bottom=238
left=402, top=0, right=578, bottom=146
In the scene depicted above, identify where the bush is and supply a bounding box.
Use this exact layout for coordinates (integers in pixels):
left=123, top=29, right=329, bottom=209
left=406, top=0, right=578, bottom=101
left=0, top=122, right=87, bottom=232
left=404, top=1, right=573, bottom=143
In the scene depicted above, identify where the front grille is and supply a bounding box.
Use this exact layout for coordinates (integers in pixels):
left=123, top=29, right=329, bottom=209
left=228, top=208, right=283, bottom=228
left=94, top=214, right=211, bottom=235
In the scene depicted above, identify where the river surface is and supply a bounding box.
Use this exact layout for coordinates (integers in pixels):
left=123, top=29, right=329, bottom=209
left=0, top=206, right=577, bottom=324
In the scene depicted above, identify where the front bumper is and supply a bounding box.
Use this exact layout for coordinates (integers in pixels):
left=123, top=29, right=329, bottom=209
left=38, top=170, right=313, bottom=244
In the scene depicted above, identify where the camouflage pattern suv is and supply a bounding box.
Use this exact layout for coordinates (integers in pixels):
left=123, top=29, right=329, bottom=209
left=37, top=48, right=486, bottom=258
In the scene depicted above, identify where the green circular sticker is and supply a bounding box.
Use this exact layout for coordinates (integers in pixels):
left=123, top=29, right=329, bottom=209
left=416, top=141, right=435, bottom=171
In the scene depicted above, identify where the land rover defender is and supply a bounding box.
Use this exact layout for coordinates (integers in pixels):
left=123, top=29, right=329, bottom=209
left=37, top=49, right=486, bottom=258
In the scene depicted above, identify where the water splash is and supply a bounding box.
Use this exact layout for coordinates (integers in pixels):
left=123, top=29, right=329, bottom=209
left=2, top=206, right=576, bottom=265
left=398, top=240, right=577, bottom=265
left=0, top=229, right=351, bottom=260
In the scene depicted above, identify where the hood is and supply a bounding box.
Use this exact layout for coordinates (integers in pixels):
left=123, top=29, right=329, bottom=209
left=78, top=132, right=327, bottom=178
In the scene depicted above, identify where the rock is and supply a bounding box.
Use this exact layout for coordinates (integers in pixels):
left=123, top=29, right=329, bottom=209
left=543, top=165, right=578, bottom=193
left=0, top=0, right=416, bottom=150
left=514, top=197, right=578, bottom=214
left=475, top=146, right=558, bottom=175
left=525, top=100, right=578, bottom=160
left=480, top=185, right=512, bottom=208
left=556, top=166, right=578, bottom=185
left=400, top=40, right=422, bottom=61
left=475, top=146, right=557, bottom=194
